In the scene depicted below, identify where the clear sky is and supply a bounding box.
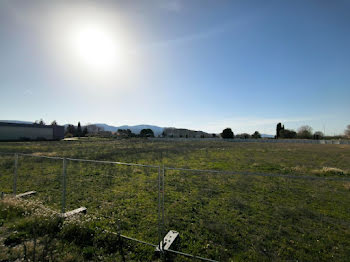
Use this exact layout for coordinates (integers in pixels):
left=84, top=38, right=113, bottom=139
left=0, top=0, right=349, bottom=135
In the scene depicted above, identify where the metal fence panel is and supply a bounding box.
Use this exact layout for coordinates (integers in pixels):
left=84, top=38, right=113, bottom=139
left=0, top=153, right=14, bottom=195
left=164, top=169, right=350, bottom=261
left=15, top=154, right=63, bottom=211
left=1, top=151, right=350, bottom=261
left=65, top=159, right=160, bottom=245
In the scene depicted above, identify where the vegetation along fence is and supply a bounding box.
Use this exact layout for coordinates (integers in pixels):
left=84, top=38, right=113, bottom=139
left=1, top=152, right=350, bottom=261
left=151, top=137, right=350, bottom=144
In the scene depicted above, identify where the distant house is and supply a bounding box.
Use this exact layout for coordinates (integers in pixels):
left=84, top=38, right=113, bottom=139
left=0, top=122, right=64, bottom=141
left=162, top=128, right=212, bottom=138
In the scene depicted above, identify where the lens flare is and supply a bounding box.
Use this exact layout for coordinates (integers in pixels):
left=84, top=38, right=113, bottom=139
left=69, top=23, right=121, bottom=74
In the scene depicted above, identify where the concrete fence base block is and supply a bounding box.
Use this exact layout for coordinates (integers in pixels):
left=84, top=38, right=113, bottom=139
left=16, top=191, right=37, bottom=198
left=61, top=207, right=87, bottom=218
left=156, top=230, right=179, bottom=251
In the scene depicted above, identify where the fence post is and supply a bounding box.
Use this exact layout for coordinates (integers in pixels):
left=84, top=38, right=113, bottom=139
left=13, top=154, right=18, bottom=196
left=161, top=166, right=166, bottom=261
left=158, top=166, right=162, bottom=251
left=117, top=218, right=126, bottom=262
left=61, top=158, right=67, bottom=214
left=162, top=166, right=165, bottom=245
left=157, top=165, right=166, bottom=255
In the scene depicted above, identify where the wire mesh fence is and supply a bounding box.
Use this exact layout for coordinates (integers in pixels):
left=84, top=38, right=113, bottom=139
left=163, top=169, right=247, bottom=261
left=1, top=151, right=350, bottom=261
left=163, top=168, right=350, bottom=261
left=0, top=152, right=14, bottom=195
left=15, top=154, right=63, bottom=211
left=64, top=159, right=160, bottom=244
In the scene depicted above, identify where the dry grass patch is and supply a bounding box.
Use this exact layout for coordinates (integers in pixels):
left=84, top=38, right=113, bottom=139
left=312, top=167, right=348, bottom=176
left=285, top=165, right=308, bottom=173
left=32, top=152, right=58, bottom=157
left=343, top=182, right=350, bottom=190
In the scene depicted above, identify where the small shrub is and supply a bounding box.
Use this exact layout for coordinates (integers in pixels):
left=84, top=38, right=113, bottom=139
left=82, top=246, right=95, bottom=260
left=61, top=223, right=95, bottom=246
left=4, top=232, right=27, bottom=247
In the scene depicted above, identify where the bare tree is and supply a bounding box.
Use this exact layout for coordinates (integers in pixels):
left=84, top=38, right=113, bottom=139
left=86, top=124, right=104, bottom=134
left=34, top=119, right=45, bottom=125
left=297, top=125, right=313, bottom=139
left=313, top=131, right=324, bottom=140
left=345, top=125, right=350, bottom=138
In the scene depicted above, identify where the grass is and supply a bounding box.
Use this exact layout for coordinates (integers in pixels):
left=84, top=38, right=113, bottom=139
left=0, top=138, right=350, bottom=261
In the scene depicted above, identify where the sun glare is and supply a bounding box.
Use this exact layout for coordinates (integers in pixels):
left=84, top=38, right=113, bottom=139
left=69, top=23, right=121, bottom=74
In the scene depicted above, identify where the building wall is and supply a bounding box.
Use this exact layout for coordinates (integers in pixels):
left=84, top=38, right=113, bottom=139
left=0, top=125, right=53, bottom=140
left=53, top=126, right=65, bottom=140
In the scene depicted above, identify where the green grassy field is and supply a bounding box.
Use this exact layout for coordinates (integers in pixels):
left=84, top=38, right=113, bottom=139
left=0, top=138, right=350, bottom=261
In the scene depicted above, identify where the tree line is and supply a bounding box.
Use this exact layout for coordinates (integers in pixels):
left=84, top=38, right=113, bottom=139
left=276, top=123, right=323, bottom=139
left=65, top=126, right=155, bottom=139
left=34, top=119, right=350, bottom=140
left=221, top=128, right=262, bottom=139
left=116, top=128, right=154, bottom=138
left=65, top=122, right=88, bottom=137
left=221, top=123, right=350, bottom=140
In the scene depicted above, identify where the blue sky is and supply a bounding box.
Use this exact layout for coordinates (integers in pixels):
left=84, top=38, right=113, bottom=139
left=0, top=0, right=349, bottom=135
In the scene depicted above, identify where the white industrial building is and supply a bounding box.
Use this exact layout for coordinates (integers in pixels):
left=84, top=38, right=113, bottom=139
left=0, top=122, right=64, bottom=141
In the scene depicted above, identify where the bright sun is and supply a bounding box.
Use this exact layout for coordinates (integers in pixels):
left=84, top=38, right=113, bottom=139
left=70, top=23, right=121, bottom=74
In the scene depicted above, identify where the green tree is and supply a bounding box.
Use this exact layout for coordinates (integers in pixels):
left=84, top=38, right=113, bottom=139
left=140, top=129, right=154, bottom=138
left=251, top=131, right=261, bottom=139
left=117, top=129, right=135, bottom=138
left=279, top=129, right=297, bottom=138
left=82, top=127, right=88, bottom=137
left=77, top=122, right=82, bottom=137
left=276, top=123, right=284, bottom=139
left=221, top=128, right=234, bottom=139
left=65, top=124, right=76, bottom=136
left=236, top=133, right=251, bottom=139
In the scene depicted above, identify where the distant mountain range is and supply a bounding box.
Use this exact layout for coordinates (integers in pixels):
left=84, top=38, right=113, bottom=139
left=0, top=120, right=274, bottom=138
